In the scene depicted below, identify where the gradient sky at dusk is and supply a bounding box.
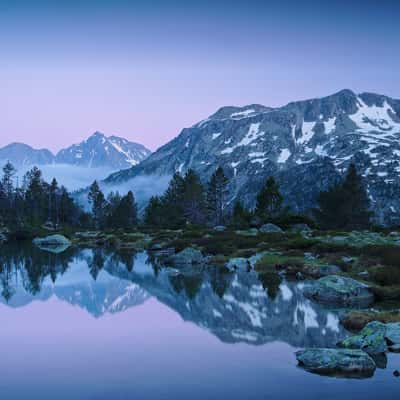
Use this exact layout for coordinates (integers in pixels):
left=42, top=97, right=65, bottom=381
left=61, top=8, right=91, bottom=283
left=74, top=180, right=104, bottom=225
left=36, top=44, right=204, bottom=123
left=1, top=0, right=399, bottom=152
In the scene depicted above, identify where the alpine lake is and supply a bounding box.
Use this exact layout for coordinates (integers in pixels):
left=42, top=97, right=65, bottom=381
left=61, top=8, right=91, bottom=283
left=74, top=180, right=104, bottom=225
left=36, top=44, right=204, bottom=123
left=0, top=230, right=399, bottom=400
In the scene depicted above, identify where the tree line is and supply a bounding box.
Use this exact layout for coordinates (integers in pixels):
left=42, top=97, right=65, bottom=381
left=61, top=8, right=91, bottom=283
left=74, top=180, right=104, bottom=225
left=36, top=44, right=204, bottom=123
left=0, top=160, right=372, bottom=232
left=0, top=162, right=84, bottom=230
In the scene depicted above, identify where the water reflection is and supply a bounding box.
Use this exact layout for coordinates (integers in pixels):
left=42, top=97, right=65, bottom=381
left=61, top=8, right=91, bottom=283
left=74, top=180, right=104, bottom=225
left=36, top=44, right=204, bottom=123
left=0, top=243, right=346, bottom=347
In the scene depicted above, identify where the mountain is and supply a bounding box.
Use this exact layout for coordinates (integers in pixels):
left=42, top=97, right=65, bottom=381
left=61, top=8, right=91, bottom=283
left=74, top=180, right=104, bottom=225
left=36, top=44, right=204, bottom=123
left=104, top=89, right=400, bottom=225
left=0, top=143, right=54, bottom=167
left=0, top=132, right=151, bottom=170
left=55, top=132, right=151, bottom=169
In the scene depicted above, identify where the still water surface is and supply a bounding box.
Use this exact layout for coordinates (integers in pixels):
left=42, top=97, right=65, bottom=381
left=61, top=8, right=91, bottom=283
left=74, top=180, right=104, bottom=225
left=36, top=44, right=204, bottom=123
left=0, top=244, right=398, bottom=399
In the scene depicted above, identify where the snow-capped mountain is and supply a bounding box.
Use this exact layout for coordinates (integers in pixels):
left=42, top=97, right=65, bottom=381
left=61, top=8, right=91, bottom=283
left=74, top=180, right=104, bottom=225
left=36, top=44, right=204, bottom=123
left=0, top=132, right=151, bottom=170
left=55, top=132, right=151, bottom=169
left=105, top=89, right=400, bottom=224
left=0, top=143, right=54, bottom=167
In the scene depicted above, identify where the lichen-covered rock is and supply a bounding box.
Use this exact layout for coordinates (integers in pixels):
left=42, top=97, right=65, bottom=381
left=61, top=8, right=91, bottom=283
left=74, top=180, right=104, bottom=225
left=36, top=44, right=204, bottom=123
left=318, top=265, right=342, bottom=276
left=296, top=348, right=376, bottom=378
left=386, top=322, right=400, bottom=346
left=259, top=223, right=283, bottom=233
left=226, top=257, right=250, bottom=271
left=303, top=275, right=374, bottom=306
left=338, top=321, right=388, bottom=354
left=167, top=247, right=207, bottom=267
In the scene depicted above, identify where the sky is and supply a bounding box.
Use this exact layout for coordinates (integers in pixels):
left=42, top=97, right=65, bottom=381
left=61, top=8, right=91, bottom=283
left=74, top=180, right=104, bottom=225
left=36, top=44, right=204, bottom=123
left=1, top=0, right=399, bottom=153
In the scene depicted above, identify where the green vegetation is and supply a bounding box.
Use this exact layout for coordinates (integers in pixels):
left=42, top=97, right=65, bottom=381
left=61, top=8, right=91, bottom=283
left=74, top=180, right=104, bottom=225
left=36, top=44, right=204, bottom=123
left=341, top=310, right=400, bottom=332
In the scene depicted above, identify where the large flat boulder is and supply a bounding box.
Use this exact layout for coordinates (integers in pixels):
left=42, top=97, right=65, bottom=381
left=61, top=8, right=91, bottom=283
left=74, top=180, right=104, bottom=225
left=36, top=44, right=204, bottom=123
left=296, top=348, right=376, bottom=378
left=303, top=275, right=374, bottom=306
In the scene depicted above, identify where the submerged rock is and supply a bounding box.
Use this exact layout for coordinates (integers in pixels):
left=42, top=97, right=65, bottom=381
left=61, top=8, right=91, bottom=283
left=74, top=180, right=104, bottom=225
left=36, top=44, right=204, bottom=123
left=259, top=223, right=283, bottom=233
left=296, top=348, right=376, bottom=378
left=33, top=234, right=71, bottom=253
left=303, top=275, right=374, bottom=306
left=338, top=321, right=388, bottom=354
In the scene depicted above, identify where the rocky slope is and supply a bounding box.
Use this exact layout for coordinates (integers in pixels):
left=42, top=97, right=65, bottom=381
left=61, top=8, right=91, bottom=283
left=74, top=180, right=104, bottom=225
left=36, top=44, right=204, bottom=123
left=105, top=90, right=400, bottom=225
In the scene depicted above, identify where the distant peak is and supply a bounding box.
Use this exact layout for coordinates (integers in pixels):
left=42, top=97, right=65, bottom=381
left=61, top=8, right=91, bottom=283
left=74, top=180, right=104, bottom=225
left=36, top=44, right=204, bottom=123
left=331, top=89, right=356, bottom=97
left=92, top=131, right=106, bottom=138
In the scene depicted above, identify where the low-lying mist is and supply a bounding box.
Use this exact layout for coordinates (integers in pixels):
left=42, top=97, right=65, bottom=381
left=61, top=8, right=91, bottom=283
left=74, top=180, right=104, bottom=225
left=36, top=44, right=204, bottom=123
left=16, top=164, right=116, bottom=191
left=75, top=174, right=172, bottom=212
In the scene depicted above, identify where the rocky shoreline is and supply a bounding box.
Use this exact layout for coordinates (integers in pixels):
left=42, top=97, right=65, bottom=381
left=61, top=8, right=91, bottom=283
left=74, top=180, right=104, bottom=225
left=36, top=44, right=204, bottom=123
left=6, top=223, right=400, bottom=378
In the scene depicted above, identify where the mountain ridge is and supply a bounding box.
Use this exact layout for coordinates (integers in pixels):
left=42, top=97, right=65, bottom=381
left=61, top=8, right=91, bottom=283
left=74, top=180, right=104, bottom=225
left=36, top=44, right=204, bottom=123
left=103, top=89, right=400, bottom=225
left=0, top=132, right=151, bottom=170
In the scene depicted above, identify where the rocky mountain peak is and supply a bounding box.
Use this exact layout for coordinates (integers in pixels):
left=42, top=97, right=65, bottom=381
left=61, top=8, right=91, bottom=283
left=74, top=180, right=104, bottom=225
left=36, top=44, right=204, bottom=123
left=104, top=89, right=400, bottom=225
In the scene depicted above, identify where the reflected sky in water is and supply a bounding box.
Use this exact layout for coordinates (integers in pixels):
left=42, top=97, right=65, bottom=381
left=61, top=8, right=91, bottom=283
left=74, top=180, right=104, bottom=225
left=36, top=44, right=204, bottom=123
left=0, top=244, right=399, bottom=400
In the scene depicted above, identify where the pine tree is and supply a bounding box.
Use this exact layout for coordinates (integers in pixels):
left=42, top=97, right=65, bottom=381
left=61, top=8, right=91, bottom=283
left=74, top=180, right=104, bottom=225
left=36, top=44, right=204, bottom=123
left=123, top=191, right=138, bottom=228
left=48, top=178, right=59, bottom=227
left=182, top=169, right=206, bottom=225
left=88, top=180, right=107, bottom=229
left=231, top=201, right=251, bottom=229
left=315, top=163, right=371, bottom=230
left=255, top=176, right=283, bottom=222
left=24, top=166, right=47, bottom=225
left=143, top=196, right=164, bottom=227
left=162, top=172, right=185, bottom=228
left=2, top=161, right=16, bottom=199
left=206, top=167, right=229, bottom=226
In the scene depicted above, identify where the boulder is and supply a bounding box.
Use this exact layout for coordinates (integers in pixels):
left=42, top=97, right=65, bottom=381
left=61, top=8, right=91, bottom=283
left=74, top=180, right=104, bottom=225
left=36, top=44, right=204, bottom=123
left=338, top=321, right=388, bottom=354
left=259, top=223, right=283, bottom=233
left=296, top=348, right=376, bottom=378
left=386, top=322, right=400, bottom=346
left=303, top=275, right=374, bottom=306
left=213, top=225, right=227, bottom=232
left=167, top=247, right=207, bottom=267
left=33, top=234, right=71, bottom=253
left=318, top=265, right=342, bottom=276
left=304, top=252, right=316, bottom=261
left=226, top=257, right=250, bottom=271
left=290, top=223, right=312, bottom=233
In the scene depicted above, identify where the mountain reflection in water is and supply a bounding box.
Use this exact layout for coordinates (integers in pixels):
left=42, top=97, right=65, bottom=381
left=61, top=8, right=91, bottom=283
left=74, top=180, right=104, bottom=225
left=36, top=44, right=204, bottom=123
left=0, top=243, right=345, bottom=348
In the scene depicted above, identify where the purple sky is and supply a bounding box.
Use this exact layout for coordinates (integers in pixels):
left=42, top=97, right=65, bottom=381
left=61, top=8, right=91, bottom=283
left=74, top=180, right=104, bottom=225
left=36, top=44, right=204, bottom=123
left=1, top=0, right=400, bottom=153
